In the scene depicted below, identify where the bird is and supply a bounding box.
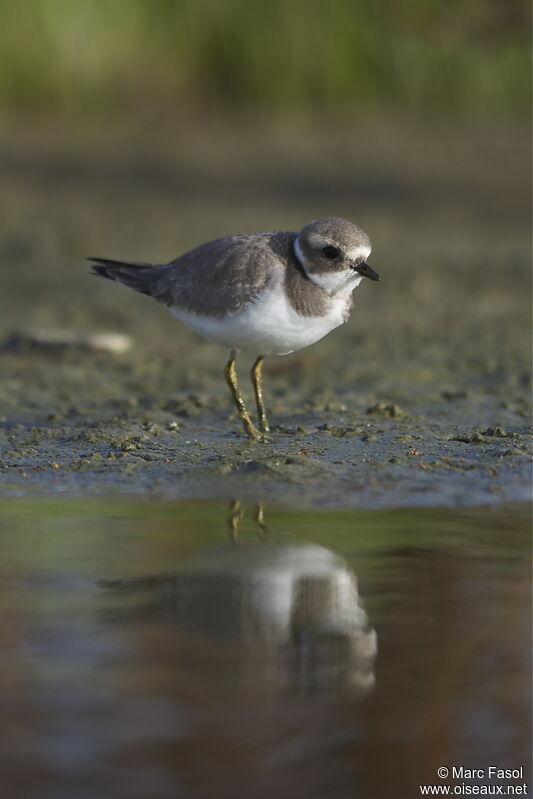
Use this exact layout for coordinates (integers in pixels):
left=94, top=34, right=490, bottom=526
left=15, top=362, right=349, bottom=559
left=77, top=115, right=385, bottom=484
left=89, top=216, right=380, bottom=440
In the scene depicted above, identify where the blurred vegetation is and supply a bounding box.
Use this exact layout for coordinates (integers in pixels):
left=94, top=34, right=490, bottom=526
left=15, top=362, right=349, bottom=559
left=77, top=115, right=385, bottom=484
left=0, top=0, right=529, bottom=117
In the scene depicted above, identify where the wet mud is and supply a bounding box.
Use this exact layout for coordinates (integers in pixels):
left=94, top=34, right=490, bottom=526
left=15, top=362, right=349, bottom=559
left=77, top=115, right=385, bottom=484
left=0, top=118, right=530, bottom=507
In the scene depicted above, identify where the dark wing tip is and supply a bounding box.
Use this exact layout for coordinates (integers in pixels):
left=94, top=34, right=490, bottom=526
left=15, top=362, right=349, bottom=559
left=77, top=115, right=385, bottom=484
left=88, top=256, right=145, bottom=281
left=88, top=258, right=117, bottom=281
left=87, top=256, right=128, bottom=267
left=87, top=257, right=160, bottom=296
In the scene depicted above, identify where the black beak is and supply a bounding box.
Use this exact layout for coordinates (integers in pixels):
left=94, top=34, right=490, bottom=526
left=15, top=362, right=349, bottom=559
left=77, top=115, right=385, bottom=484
left=354, top=261, right=380, bottom=281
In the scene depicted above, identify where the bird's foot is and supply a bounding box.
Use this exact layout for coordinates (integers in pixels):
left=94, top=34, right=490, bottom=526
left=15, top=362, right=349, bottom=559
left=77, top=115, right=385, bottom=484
left=257, top=417, right=270, bottom=435
left=242, top=418, right=267, bottom=441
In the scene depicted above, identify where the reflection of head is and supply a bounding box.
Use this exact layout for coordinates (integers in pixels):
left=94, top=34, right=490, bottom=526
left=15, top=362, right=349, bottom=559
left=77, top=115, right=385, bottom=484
left=104, top=542, right=377, bottom=698
left=290, top=573, right=377, bottom=697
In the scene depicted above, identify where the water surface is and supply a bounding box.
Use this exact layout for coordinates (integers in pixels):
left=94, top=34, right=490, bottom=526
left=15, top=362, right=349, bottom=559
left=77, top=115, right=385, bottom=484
left=0, top=499, right=530, bottom=798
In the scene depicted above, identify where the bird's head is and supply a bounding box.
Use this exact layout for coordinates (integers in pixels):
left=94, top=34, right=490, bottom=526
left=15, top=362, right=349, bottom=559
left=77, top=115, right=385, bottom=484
left=294, top=217, right=379, bottom=294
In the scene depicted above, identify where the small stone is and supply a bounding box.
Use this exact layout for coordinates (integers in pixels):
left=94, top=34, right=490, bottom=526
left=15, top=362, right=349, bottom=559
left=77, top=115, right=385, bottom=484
left=329, top=427, right=348, bottom=437
left=143, top=423, right=162, bottom=435
left=120, top=441, right=138, bottom=451
left=5, top=327, right=132, bottom=353
left=366, top=403, right=406, bottom=418
left=325, top=401, right=347, bottom=413
left=482, top=427, right=505, bottom=437
left=452, top=432, right=488, bottom=444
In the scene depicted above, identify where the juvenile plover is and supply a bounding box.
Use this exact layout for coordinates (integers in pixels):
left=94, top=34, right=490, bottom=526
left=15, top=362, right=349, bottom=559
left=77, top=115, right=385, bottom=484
left=90, top=217, right=380, bottom=439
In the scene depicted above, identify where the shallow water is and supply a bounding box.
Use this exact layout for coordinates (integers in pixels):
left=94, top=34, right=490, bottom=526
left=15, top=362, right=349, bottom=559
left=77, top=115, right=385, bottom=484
left=0, top=499, right=530, bottom=798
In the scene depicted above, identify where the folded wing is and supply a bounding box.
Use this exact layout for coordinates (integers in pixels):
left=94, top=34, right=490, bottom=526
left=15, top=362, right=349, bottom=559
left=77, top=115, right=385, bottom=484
left=89, top=231, right=292, bottom=318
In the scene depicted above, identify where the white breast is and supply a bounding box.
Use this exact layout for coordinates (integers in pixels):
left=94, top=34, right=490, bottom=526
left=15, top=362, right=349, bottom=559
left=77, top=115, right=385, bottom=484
left=170, top=279, right=358, bottom=356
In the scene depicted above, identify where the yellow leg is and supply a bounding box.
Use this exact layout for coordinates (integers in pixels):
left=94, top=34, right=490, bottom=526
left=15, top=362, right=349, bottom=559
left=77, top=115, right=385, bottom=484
left=227, top=498, right=243, bottom=542
left=224, top=350, right=262, bottom=440
left=254, top=502, right=268, bottom=539
left=250, top=355, right=270, bottom=434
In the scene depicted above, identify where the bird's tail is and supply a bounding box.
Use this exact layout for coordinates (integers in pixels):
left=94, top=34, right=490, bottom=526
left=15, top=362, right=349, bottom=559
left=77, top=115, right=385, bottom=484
left=88, top=257, right=164, bottom=296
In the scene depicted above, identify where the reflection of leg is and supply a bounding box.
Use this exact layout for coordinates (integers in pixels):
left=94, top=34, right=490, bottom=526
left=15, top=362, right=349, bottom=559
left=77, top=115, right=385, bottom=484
left=254, top=502, right=268, bottom=540
left=227, top=498, right=243, bottom=542
left=224, top=350, right=262, bottom=439
left=251, top=355, right=270, bottom=433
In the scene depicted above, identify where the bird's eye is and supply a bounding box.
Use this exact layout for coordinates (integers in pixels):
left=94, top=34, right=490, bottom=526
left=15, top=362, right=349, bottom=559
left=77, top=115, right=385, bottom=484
left=322, top=245, right=339, bottom=260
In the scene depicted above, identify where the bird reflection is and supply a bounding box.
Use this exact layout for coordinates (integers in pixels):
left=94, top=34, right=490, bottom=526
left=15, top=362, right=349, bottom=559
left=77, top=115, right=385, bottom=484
left=101, top=501, right=377, bottom=698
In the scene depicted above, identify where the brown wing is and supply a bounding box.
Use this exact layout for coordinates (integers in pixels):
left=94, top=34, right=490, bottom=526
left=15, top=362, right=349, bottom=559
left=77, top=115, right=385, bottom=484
left=150, top=231, right=295, bottom=317
left=90, top=231, right=296, bottom=318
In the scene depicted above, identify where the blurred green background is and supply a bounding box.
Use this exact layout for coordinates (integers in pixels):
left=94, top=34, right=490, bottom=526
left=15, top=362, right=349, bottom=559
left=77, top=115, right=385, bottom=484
left=0, top=0, right=530, bottom=118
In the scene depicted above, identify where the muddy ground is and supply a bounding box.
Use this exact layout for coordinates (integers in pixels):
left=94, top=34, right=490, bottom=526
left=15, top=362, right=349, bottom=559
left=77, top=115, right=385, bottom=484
left=0, top=117, right=530, bottom=507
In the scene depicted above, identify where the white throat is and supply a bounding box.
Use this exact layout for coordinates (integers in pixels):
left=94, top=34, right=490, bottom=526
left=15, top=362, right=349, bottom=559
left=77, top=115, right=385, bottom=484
left=293, top=236, right=364, bottom=295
